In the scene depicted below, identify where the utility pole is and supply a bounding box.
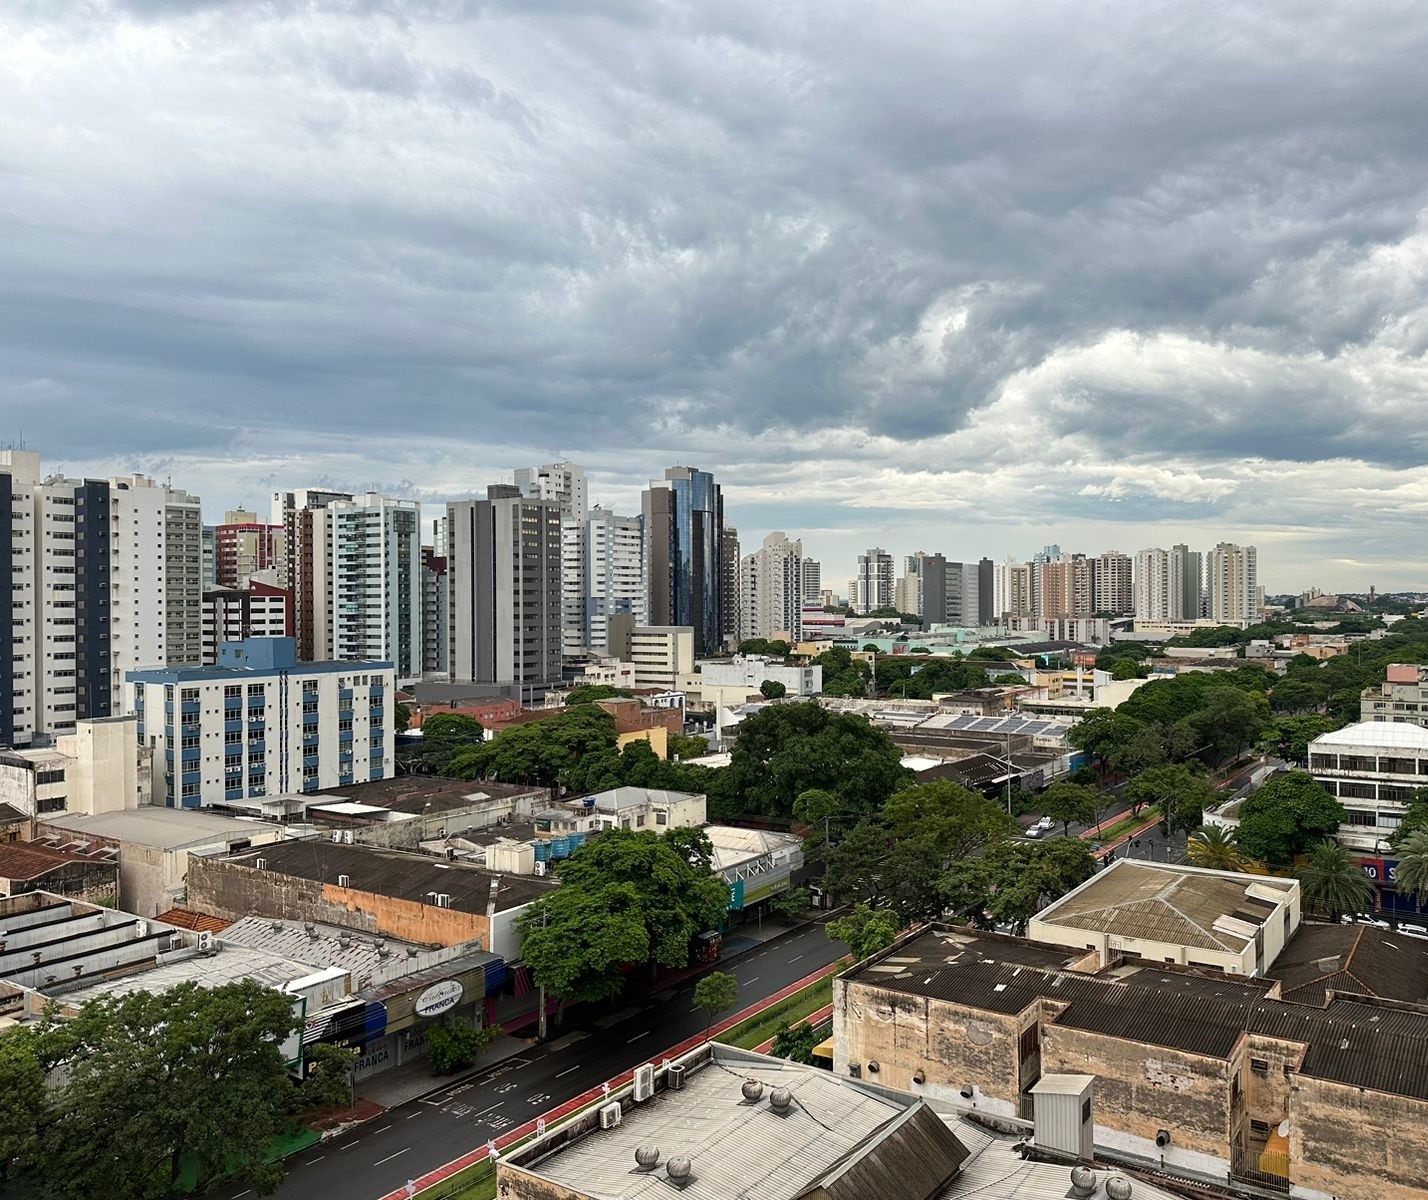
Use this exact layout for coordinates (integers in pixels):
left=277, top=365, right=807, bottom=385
left=537, top=903, right=549, bottom=1041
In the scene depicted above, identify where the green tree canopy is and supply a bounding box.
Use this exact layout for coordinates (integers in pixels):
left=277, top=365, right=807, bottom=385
left=1269, top=678, right=1328, bottom=714
left=417, top=711, right=485, bottom=772
left=719, top=702, right=909, bottom=821
left=564, top=684, right=634, bottom=705
left=1259, top=714, right=1342, bottom=765
left=739, top=638, right=791, bottom=658
left=827, top=904, right=901, bottom=961
left=517, top=882, right=651, bottom=1012
left=1189, top=686, right=1270, bottom=761
left=36, top=979, right=299, bottom=1200
left=1186, top=825, right=1243, bottom=871
left=941, top=839, right=1095, bottom=934
left=1067, top=709, right=1145, bottom=774
left=1235, top=771, right=1345, bottom=866
left=693, top=971, right=739, bottom=1033
left=393, top=701, right=411, bottom=733
left=770, top=1020, right=821, bottom=1064
left=1395, top=829, right=1428, bottom=905
left=449, top=705, right=617, bottom=788
left=1037, top=781, right=1098, bottom=836
left=759, top=679, right=787, bottom=700
left=1389, top=787, right=1428, bottom=851
left=1125, top=762, right=1219, bottom=832
left=881, top=781, right=1017, bottom=860
left=0, top=1027, right=44, bottom=1188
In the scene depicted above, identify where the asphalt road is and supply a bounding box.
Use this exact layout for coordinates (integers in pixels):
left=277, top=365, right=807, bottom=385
left=215, top=917, right=848, bottom=1200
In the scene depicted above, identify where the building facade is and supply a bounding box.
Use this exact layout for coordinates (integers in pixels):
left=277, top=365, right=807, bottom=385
left=800, top=557, right=821, bottom=603
left=738, top=531, right=804, bottom=642
left=642, top=467, right=725, bottom=657
left=1308, top=721, right=1428, bottom=850
left=447, top=487, right=563, bottom=698
left=126, top=637, right=396, bottom=808
left=605, top=618, right=694, bottom=691
left=270, top=487, right=353, bottom=660
left=854, top=547, right=895, bottom=614
left=582, top=507, right=645, bottom=654
left=1360, top=663, right=1428, bottom=727
left=517, top=461, right=590, bottom=666
left=1209, top=542, right=1258, bottom=624
left=201, top=582, right=292, bottom=665
left=213, top=509, right=283, bottom=588
left=421, top=547, right=449, bottom=677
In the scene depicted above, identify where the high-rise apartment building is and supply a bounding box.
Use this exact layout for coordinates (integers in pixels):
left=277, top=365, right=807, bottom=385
left=214, top=509, right=284, bottom=587
left=271, top=487, right=353, bottom=660
left=739, top=531, right=804, bottom=642
left=421, top=546, right=449, bottom=677
left=854, top=548, right=894, bottom=614
left=992, top=559, right=1032, bottom=623
left=1174, top=543, right=1205, bottom=619
left=642, top=467, right=725, bottom=657
left=801, top=558, right=821, bottom=603
left=319, top=495, right=422, bottom=684
left=1209, top=542, right=1257, bottom=624
left=721, top=525, right=740, bottom=650
left=1, top=452, right=202, bottom=748
left=1133, top=547, right=1177, bottom=621
left=517, top=462, right=589, bottom=664
left=895, top=553, right=927, bottom=618
left=447, top=486, right=562, bottom=697
left=583, top=507, right=645, bottom=654
left=1092, top=551, right=1134, bottom=616
left=201, top=581, right=292, bottom=665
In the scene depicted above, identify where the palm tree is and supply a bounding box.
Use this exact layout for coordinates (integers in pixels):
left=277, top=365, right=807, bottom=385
left=1395, top=830, right=1428, bottom=906
left=1186, top=825, right=1242, bottom=871
left=1297, top=840, right=1375, bottom=921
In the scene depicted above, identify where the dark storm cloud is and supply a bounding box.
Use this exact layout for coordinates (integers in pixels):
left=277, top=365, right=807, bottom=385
left=3, top=0, right=1428, bottom=586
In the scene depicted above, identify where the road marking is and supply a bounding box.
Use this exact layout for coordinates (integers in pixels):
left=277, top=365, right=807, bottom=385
left=304, top=1156, right=325, bottom=1165
left=373, top=1148, right=409, bottom=1166
left=234, top=1192, right=252, bottom=1198
left=471, top=1103, right=504, bottom=1119
left=337, top=1142, right=359, bottom=1151
left=373, top=1124, right=392, bottom=1134
left=405, top=1111, right=423, bottom=1120
left=627, top=1030, right=649, bottom=1043
left=746, top=976, right=760, bottom=984
left=789, top=954, right=804, bottom=962
left=556, top=1063, right=582, bottom=1078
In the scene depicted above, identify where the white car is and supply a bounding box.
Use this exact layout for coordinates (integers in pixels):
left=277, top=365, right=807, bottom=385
left=1034, top=816, right=1056, bottom=830
left=1023, top=826, right=1042, bottom=839
left=1355, top=915, right=1390, bottom=929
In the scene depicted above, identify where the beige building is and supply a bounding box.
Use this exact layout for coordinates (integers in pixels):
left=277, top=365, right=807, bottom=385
left=1028, top=860, right=1300, bottom=975
left=0, top=716, right=153, bottom=819
left=835, top=923, right=1428, bottom=1199
left=1361, top=662, right=1428, bottom=726
left=604, top=618, right=694, bottom=691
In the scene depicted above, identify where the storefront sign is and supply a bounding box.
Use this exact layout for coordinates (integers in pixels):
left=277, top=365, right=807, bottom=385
left=415, top=979, right=465, bottom=1018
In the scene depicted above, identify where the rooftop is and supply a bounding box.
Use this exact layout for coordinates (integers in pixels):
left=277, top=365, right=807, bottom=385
left=0, top=804, right=28, bottom=825
left=218, top=914, right=425, bottom=984
left=315, top=774, right=545, bottom=813
left=1032, top=860, right=1295, bottom=952
left=586, top=786, right=704, bottom=811
left=844, top=925, right=1428, bottom=1101
left=41, top=807, right=285, bottom=850
left=1267, top=923, right=1428, bottom=1007
left=0, top=841, right=116, bottom=880
left=226, top=839, right=556, bottom=912
left=1311, top=720, right=1428, bottom=750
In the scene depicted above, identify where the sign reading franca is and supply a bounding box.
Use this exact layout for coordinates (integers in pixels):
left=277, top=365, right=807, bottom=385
left=414, top=979, right=465, bottom=1018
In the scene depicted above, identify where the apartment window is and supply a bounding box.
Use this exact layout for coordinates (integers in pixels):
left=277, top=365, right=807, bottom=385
left=36, top=768, right=65, bottom=785
left=181, top=782, right=200, bottom=798
left=224, top=685, right=242, bottom=699
left=1250, top=1058, right=1269, bottom=1075
left=225, top=730, right=242, bottom=744
left=247, top=684, right=263, bottom=697
left=36, top=796, right=67, bottom=814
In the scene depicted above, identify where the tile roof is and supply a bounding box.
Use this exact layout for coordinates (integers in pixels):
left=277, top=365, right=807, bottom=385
left=0, top=804, right=29, bottom=825
left=154, top=907, right=232, bottom=933
left=0, top=842, right=116, bottom=881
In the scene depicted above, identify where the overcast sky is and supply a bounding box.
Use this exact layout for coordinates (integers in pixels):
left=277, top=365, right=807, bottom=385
left=4, top=2, right=1428, bottom=592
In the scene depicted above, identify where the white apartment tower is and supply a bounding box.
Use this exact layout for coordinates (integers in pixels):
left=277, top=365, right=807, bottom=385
left=739, top=531, right=804, bottom=642
left=992, top=559, right=1032, bottom=623
left=517, top=461, right=590, bottom=663
left=2, top=452, right=203, bottom=748
left=854, top=548, right=895, bottom=614
left=1209, top=542, right=1258, bottom=624
left=1092, top=552, right=1134, bottom=616
left=583, top=506, right=646, bottom=654
left=313, top=494, right=422, bottom=685
left=801, top=558, right=821, bottom=603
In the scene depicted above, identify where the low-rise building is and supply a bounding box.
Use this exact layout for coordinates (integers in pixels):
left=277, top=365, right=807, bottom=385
left=581, top=786, right=707, bottom=833
left=1307, top=720, right=1428, bottom=850
left=704, top=825, right=803, bottom=912
left=1028, top=860, right=1300, bottom=975
left=835, top=923, right=1428, bottom=1199
left=186, top=838, right=555, bottom=961
left=1361, top=662, right=1428, bottom=726
left=0, top=841, right=118, bottom=905
left=0, top=716, right=153, bottom=818
left=126, top=636, right=396, bottom=808
left=694, top=656, right=822, bottom=697
left=37, top=806, right=289, bottom=916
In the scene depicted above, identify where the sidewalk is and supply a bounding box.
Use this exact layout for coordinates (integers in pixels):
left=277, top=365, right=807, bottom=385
left=356, top=1031, right=533, bottom=1110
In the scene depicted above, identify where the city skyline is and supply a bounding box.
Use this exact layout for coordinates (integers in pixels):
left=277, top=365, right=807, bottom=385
left=6, top=4, right=1428, bottom=590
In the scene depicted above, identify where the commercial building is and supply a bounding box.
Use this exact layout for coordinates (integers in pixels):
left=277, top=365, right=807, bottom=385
left=895, top=551, right=927, bottom=617
left=582, top=507, right=645, bottom=654
left=213, top=509, right=284, bottom=587
left=853, top=546, right=894, bottom=613
left=642, top=467, right=726, bottom=657
left=695, top=657, right=821, bottom=697
left=1027, top=860, right=1300, bottom=975
left=738, top=531, right=804, bottom=642
left=1208, top=542, right=1258, bottom=624
left=201, top=581, right=292, bottom=664
left=36, top=804, right=287, bottom=915
left=1361, top=662, right=1428, bottom=726
left=447, top=485, right=563, bottom=699
left=495, top=1043, right=1201, bottom=1200
left=720, top=524, right=740, bottom=651
left=126, top=636, right=396, bottom=808
left=187, top=839, right=555, bottom=961
left=0, top=840, right=118, bottom=905
left=0, top=715, right=152, bottom=818
left=835, top=922, right=1428, bottom=1199
left=1307, top=720, right=1428, bottom=850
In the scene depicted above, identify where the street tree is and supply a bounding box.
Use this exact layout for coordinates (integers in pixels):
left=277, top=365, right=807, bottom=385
left=1186, top=825, right=1243, bottom=871
left=450, top=705, right=617, bottom=789
left=1125, top=762, right=1218, bottom=832
left=1067, top=709, right=1145, bottom=777
left=37, top=979, right=299, bottom=1200
left=1389, top=787, right=1428, bottom=851
left=1395, top=830, right=1428, bottom=906
left=564, top=684, right=633, bottom=705
left=770, top=1021, right=821, bottom=1064
left=693, top=971, right=739, bottom=1035
left=393, top=701, right=411, bottom=733
left=517, top=883, right=651, bottom=1019
left=1190, top=687, right=1269, bottom=762
left=822, top=820, right=891, bottom=907
left=941, top=839, right=1095, bottom=934
left=1270, top=678, right=1328, bottom=714
left=827, top=904, right=900, bottom=961
left=1234, top=772, right=1345, bottom=866
left=417, top=711, right=485, bottom=773
left=1037, top=782, right=1098, bottom=836
left=294, top=1043, right=358, bottom=1113
left=1298, top=840, right=1375, bottom=920
left=881, top=781, right=1017, bottom=861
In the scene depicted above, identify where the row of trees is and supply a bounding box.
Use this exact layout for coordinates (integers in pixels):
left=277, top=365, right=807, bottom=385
left=0, top=980, right=353, bottom=1200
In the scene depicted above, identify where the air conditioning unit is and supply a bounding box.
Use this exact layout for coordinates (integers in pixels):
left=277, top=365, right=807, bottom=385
left=533, top=860, right=547, bottom=877
left=598, top=1103, right=622, bottom=1129
left=666, top=1064, right=686, bottom=1091
left=343, top=830, right=353, bottom=844
left=331, top=832, right=343, bottom=843
left=337, top=874, right=351, bottom=888
left=633, top=1063, right=655, bottom=1102
left=196, top=931, right=214, bottom=953
left=134, top=920, right=148, bottom=937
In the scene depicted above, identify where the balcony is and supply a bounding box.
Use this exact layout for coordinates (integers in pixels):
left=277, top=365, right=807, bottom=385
left=303, top=710, right=320, bottom=726
left=181, top=700, right=200, bottom=715
left=225, top=719, right=244, bottom=734
left=248, top=695, right=266, bottom=710
left=248, top=739, right=266, bottom=756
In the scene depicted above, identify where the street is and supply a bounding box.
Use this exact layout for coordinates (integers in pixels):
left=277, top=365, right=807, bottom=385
left=213, top=917, right=848, bottom=1200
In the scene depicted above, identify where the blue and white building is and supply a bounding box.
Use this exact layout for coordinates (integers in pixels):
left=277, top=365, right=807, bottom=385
left=126, top=638, right=396, bottom=809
